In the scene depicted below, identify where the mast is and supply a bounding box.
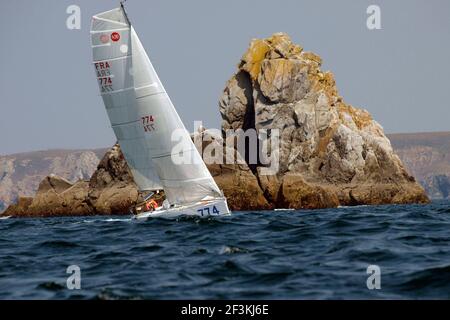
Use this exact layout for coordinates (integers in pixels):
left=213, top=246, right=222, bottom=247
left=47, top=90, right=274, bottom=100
left=120, top=1, right=131, bottom=25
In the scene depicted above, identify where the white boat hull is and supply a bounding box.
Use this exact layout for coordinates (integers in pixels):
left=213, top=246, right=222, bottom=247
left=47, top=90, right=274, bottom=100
left=134, top=198, right=230, bottom=220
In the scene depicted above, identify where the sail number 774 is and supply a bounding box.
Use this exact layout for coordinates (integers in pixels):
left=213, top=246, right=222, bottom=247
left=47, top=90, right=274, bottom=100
left=197, top=206, right=220, bottom=216
left=142, top=115, right=155, bottom=132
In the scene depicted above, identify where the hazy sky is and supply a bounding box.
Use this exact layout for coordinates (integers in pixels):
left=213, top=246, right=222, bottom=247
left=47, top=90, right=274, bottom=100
left=1, top=0, right=449, bottom=155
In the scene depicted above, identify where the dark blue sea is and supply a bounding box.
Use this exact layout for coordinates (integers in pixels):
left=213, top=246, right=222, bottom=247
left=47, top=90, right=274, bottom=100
left=0, top=201, right=449, bottom=299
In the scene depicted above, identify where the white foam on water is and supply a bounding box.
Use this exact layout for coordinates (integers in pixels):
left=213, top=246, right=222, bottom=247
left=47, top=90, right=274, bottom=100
left=103, top=218, right=132, bottom=222
left=338, top=205, right=370, bottom=209
left=0, top=216, right=11, bottom=220
left=219, top=245, right=248, bottom=255
left=74, top=218, right=133, bottom=225
left=81, top=220, right=96, bottom=224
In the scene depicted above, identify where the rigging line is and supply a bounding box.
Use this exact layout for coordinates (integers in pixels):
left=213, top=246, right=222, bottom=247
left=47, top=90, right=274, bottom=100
left=120, top=1, right=132, bottom=25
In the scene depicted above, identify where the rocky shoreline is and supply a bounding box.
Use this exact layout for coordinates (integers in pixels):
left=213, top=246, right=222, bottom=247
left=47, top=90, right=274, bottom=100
left=2, top=33, right=429, bottom=217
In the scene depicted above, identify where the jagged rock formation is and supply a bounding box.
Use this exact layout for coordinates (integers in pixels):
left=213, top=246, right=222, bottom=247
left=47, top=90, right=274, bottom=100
left=3, top=138, right=272, bottom=216
left=219, top=33, right=429, bottom=207
left=2, top=33, right=431, bottom=217
left=87, top=144, right=139, bottom=214
left=0, top=149, right=105, bottom=211
left=3, top=175, right=91, bottom=217
left=3, top=146, right=138, bottom=217
left=197, top=129, right=271, bottom=210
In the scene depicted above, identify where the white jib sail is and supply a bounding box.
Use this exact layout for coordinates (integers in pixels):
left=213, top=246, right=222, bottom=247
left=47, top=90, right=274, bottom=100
left=91, top=7, right=222, bottom=205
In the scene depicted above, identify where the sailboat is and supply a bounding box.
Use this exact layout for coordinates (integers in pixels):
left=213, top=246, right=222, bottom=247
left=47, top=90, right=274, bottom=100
left=90, top=4, right=230, bottom=219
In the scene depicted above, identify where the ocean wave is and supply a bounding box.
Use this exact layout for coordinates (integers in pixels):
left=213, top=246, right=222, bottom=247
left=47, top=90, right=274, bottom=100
left=219, top=245, right=249, bottom=255
left=1, top=201, right=450, bottom=299
left=37, top=240, right=81, bottom=248
left=397, top=264, right=450, bottom=293
left=37, top=281, right=65, bottom=291
left=103, top=218, right=132, bottom=222
left=130, top=244, right=163, bottom=253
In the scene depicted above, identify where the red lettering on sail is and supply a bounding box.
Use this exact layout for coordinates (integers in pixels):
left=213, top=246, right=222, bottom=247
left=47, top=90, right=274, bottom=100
left=141, top=115, right=155, bottom=132
left=98, top=77, right=113, bottom=85
left=95, top=61, right=111, bottom=71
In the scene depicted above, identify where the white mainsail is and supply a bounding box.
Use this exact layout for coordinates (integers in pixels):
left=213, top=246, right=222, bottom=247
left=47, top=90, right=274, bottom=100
left=91, top=7, right=222, bottom=205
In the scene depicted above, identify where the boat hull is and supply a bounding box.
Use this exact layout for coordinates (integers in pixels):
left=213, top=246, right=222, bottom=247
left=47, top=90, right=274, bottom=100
left=134, top=198, right=230, bottom=219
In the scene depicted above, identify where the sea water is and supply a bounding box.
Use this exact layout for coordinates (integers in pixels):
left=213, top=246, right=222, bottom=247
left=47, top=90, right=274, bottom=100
left=0, top=201, right=449, bottom=299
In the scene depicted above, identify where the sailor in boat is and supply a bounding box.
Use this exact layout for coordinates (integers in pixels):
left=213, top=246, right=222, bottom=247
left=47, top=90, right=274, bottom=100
left=132, top=190, right=166, bottom=214
left=145, top=199, right=159, bottom=212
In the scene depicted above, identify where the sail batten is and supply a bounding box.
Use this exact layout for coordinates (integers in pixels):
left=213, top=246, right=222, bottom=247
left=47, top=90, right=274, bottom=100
left=91, top=6, right=222, bottom=204
left=93, top=55, right=131, bottom=64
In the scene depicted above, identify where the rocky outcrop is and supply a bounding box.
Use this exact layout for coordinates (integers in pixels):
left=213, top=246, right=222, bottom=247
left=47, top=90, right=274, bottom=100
left=198, top=129, right=271, bottom=210
left=2, top=197, right=33, bottom=216
left=87, top=144, right=140, bottom=214
left=3, top=147, right=139, bottom=217
left=0, top=149, right=105, bottom=210
left=3, top=175, right=91, bottom=217
left=219, top=33, right=429, bottom=207
left=2, top=33, right=430, bottom=217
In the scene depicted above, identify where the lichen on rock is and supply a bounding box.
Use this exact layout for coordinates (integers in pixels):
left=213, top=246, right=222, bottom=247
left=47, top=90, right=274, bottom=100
left=220, top=32, right=429, bottom=208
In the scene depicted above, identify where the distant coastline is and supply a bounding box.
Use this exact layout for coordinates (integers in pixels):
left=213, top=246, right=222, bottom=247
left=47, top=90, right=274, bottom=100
left=1, top=130, right=448, bottom=215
